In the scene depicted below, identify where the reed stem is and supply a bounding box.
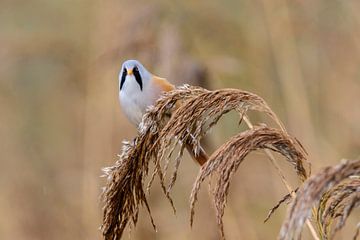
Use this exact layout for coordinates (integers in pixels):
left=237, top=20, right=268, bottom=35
left=243, top=116, right=320, bottom=240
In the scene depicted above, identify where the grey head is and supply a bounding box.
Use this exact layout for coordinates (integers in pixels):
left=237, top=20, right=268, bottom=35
left=119, top=60, right=151, bottom=91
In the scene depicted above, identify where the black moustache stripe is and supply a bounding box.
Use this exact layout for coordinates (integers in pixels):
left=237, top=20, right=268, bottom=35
left=120, top=68, right=127, bottom=91
left=133, top=69, right=143, bottom=91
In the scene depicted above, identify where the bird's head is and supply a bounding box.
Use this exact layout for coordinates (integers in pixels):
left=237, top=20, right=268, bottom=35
left=119, top=60, right=151, bottom=92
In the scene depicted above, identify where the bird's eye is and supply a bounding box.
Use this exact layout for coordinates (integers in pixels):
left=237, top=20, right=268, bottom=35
left=133, top=66, right=138, bottom=72
left=123, top=68, right=127, bottom=73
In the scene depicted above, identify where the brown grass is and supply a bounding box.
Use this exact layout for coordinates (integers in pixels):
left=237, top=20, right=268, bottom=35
left=101, top=85, right=359, bottom=240
left=190, top=126, right=308, bottom=239
left=101, top=85, right=312, bottom=240
left=354, top=223, right=360, bottom=240
left=279, top=159, right=360, bottom=240
left=101, top=85, right=360, bottom=239
left=264, top=189, right=297, bottom=223
left=317, top=178, right=360, bottom=239
left=153, top=85, right=287, bottom=194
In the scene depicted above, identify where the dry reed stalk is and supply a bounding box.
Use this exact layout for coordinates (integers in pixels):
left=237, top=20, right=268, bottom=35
left=190, top=126, right=308, bottom=239
left=279, top=159, right=360, bottom=240
left=101, top=85, right=310, bottom=240
left=244, top=117, right=318, bottom=240
left=354, top=222, right=360, bottom=240
left=264, top=189, right=296, bottom=223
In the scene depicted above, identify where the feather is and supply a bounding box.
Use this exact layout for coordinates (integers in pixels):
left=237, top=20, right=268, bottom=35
left=152, top=77, right=208, bottom=165
left=152, top=75, right=175, bottom=92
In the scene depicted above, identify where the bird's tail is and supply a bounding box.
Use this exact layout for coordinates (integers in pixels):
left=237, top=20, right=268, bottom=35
left=184, top=138, right=208, bottom=166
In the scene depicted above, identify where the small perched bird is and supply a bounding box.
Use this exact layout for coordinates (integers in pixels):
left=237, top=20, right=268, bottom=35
left=118, top=59, right=207, bottom=165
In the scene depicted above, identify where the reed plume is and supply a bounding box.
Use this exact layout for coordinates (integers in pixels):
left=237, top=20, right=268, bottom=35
left=190, top=126, right=308, bottom=239
left=279, top=159, right=360, bottom=240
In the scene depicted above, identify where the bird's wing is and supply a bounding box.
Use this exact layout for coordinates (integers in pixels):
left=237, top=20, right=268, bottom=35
left=153, top=76, right=208, bottom=166
left=152, top=75, right=175, bottom=92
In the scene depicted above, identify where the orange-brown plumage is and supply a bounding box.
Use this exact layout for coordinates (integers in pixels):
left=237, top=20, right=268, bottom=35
left=152, top=75, right=175, bottom=92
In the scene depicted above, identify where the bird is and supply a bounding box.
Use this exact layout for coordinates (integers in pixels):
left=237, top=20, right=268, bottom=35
left=118, top=59, right=208, bottom=166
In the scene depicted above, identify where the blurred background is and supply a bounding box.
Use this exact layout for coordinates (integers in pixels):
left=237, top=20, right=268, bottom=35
left=1, top=0, right=360, bottom=239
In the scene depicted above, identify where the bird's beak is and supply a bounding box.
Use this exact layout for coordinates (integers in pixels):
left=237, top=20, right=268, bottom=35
left=127, top=68, right=133, bottom=75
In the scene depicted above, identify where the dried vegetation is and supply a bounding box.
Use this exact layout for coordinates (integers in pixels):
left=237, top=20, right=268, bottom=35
left=279, top=159, right=360, bottom=240
left=101, top=85, right=359, bottom=240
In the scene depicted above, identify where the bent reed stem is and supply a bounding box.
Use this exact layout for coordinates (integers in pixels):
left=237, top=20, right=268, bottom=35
left=243, top=116, right=320, bottom=240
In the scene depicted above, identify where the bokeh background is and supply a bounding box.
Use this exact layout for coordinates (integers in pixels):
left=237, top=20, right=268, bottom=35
left=1, top=0, right=360, bottom=239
